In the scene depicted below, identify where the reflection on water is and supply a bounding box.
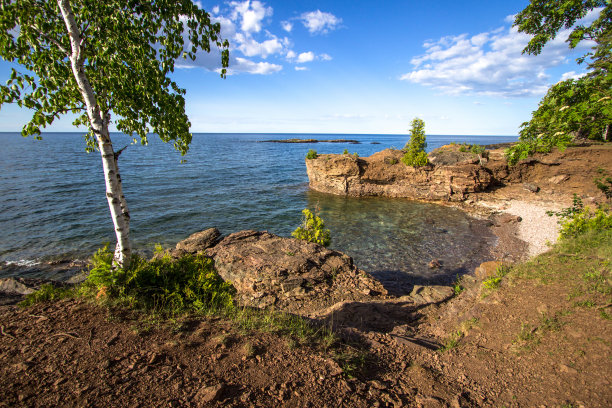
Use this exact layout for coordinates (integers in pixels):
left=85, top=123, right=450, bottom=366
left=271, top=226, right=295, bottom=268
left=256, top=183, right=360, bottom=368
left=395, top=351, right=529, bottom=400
left=307, top=191, right=496, bottom=290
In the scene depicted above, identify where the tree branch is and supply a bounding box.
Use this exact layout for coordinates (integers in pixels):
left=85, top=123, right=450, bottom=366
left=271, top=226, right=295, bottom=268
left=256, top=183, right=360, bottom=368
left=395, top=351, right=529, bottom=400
left=31, top=25, right=70, bottom=57
left=114, top=145, right=128, bottom=161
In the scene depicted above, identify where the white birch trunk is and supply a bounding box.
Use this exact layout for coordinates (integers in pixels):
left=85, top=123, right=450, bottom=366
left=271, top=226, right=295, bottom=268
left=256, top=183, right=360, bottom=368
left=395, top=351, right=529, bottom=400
left=58, top=0, right=132, bottom=267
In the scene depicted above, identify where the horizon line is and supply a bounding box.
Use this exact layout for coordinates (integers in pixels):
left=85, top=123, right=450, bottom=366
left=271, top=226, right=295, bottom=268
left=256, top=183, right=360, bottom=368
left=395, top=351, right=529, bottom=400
left=0, top=131, right=519, bottom=137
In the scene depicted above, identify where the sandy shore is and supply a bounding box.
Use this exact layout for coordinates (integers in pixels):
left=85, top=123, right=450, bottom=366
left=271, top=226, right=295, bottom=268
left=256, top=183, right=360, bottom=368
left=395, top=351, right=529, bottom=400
left=476, top=197, right=564, bottom=258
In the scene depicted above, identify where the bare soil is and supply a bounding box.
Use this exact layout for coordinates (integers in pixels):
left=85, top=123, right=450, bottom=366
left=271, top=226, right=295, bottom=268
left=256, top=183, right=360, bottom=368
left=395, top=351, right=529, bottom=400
left=1, top=145, right=611, bottom=407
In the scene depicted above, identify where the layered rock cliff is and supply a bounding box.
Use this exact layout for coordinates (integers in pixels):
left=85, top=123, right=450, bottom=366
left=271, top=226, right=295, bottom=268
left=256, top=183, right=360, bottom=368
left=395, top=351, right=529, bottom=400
left=305, top=148, right=494, bottom=201
left=305, top=144, right=612, bottom=203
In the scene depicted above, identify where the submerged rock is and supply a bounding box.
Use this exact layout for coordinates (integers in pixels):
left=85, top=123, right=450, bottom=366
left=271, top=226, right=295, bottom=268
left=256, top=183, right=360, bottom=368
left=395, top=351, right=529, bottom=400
left=204, top=230, right=387, bottom=314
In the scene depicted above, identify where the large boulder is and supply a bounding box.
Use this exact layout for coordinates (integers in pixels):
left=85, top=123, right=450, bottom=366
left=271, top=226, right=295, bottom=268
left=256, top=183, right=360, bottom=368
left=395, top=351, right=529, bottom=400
left=155, top=227, right=222, bottom=259
left=204, top=230, right=387, bottom=315
left=175, top=228, right=221, bottom=254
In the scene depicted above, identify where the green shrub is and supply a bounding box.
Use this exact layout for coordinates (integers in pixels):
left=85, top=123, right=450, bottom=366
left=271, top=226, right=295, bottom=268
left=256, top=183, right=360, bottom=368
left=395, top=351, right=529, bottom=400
left=470, top=144, right=485, bottom=155
left=402, top=118, right=429, bottom=167
left=306, top=149, right=318, bottom=160
left=595, top=168, right=612, bottom=199
left=401, top=150, right=429, bottom=167
left=292, top=208, right=331, bottom=247
left=81, top=245, right=235, bottom=315
left=459, top=144, right=468, bottom=152
left=342, top=148, right=349, bottom=155
left=547, top=193, right=612, bottom=239
left=482, top=264, right=511, bottom=290
left=558, top=207, right=612, bottom=238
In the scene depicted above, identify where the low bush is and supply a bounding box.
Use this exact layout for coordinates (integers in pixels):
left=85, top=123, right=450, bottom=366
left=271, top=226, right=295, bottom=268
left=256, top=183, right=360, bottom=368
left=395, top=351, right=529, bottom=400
left=547, top=193, right=612, bottom=239
left=292, top=208, right=331, bottom=247
left=482, top=264, right=511, bottom=290
left=401, top=150, right=429, bottom=167
left=81, top=246, right=235, bottom=315
left=306, top=149, right=318, bottom=159
left=558, top=207, right=612, bottom=239
left=470, top=144, right=485, bottom=155
left=594, top=168, right=612, bottom=199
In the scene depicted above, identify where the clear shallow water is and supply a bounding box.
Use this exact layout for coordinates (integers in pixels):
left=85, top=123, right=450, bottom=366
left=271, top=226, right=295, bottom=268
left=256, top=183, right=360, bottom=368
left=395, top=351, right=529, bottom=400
left=0, top=132, right=516, bottom=282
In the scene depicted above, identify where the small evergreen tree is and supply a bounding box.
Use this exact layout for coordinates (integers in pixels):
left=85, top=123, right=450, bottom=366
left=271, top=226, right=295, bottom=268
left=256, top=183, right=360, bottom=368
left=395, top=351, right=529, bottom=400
left=402, top=118, right=429, bottom=167
left=292, top=209, right=331, bottom=247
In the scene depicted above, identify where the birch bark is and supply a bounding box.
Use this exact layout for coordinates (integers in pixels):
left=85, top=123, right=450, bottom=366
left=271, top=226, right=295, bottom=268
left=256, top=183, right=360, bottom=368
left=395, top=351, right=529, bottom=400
left=58, top=0, right=132, bottom=267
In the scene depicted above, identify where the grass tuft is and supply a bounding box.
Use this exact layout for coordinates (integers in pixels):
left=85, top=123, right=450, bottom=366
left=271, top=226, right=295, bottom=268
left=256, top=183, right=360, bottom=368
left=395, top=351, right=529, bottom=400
left=19, top=284, right=75, bottom=307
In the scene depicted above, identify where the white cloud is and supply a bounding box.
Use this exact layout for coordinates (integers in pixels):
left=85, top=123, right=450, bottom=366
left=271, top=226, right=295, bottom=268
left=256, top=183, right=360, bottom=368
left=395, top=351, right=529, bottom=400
left=281, top=21, right=293, bottom=32
left=295, top=66, right=308, bottom=71
left=296, top=51, right=315, bottom=63
left=401, top=10, right=600, bottom=97
left=230, top=57, right=282, bottom=75
left=559, top=71, right=586, bottom=81
left=299, top=10, right=342, bottom=34
left=235, top=33, right=284, bottom=58
left=229, top=0, right=272, bottom=34
left=186, top=2, right=337, bottom=75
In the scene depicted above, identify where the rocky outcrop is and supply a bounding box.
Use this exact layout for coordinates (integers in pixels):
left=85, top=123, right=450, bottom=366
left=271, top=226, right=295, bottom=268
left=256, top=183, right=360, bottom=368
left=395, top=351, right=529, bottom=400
left=204, top=230, right=387, bottom=314
left=305, top=149, right=494, bottom=201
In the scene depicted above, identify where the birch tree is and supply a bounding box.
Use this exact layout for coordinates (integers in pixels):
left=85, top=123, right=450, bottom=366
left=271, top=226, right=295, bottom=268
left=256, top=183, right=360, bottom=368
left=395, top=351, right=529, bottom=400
left=0, top=0, right=229, bottom=267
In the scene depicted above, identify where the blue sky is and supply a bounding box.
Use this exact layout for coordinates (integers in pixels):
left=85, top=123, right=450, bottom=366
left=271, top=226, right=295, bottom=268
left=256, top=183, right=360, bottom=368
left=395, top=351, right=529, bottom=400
left=0, top=1, right=600, bottom=135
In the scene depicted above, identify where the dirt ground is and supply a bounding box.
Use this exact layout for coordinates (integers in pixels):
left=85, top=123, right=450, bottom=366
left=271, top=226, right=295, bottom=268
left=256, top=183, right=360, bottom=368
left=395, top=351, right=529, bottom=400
left=1, top=144, right=611, bottom=407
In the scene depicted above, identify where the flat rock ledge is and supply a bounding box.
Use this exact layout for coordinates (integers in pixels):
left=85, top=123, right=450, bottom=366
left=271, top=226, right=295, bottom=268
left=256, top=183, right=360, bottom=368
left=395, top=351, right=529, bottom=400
left=204, top=230, right=388, bottom=314
left=305, top=149, right=493, bottom=202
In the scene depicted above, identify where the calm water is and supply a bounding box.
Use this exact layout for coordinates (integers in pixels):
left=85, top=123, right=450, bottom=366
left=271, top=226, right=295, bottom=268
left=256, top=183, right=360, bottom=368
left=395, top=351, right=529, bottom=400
left=0, top=132, right=516, bottom=282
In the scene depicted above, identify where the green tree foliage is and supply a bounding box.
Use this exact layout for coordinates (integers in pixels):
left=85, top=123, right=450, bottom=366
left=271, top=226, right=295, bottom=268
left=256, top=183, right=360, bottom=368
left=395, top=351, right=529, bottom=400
left=402, top=118, right=429, bottom=167
left=507, top=1, right=611, bottom=164
left=514, top=0, right=609, bottom=56
left=292, top=208, right=331, bottom=247
left=0, top=0, right=229, bottom=266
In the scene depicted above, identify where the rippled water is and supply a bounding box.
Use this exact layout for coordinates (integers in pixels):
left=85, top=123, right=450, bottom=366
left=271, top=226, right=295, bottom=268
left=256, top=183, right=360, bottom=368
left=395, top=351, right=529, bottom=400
left=0, top=132, right=516, bottom=282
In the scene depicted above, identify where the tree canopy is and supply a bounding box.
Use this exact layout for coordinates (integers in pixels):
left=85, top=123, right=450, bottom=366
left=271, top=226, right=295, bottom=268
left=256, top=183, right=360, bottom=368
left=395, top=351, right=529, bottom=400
left=0, top=0, right=229, bottom=153
left=506, top=1, right=611, bottom=164
left=514, top=0, right=610, bottom=55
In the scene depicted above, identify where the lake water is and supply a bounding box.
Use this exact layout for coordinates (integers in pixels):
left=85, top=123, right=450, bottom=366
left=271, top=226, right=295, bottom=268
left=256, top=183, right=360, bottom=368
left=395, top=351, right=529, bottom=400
left=0, top=132, right=516, bottom=284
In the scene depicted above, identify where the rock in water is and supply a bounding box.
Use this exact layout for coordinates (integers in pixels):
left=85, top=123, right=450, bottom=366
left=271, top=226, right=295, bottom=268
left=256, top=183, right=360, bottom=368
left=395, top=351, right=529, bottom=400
left=205, top=230, right=387, bottom=314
